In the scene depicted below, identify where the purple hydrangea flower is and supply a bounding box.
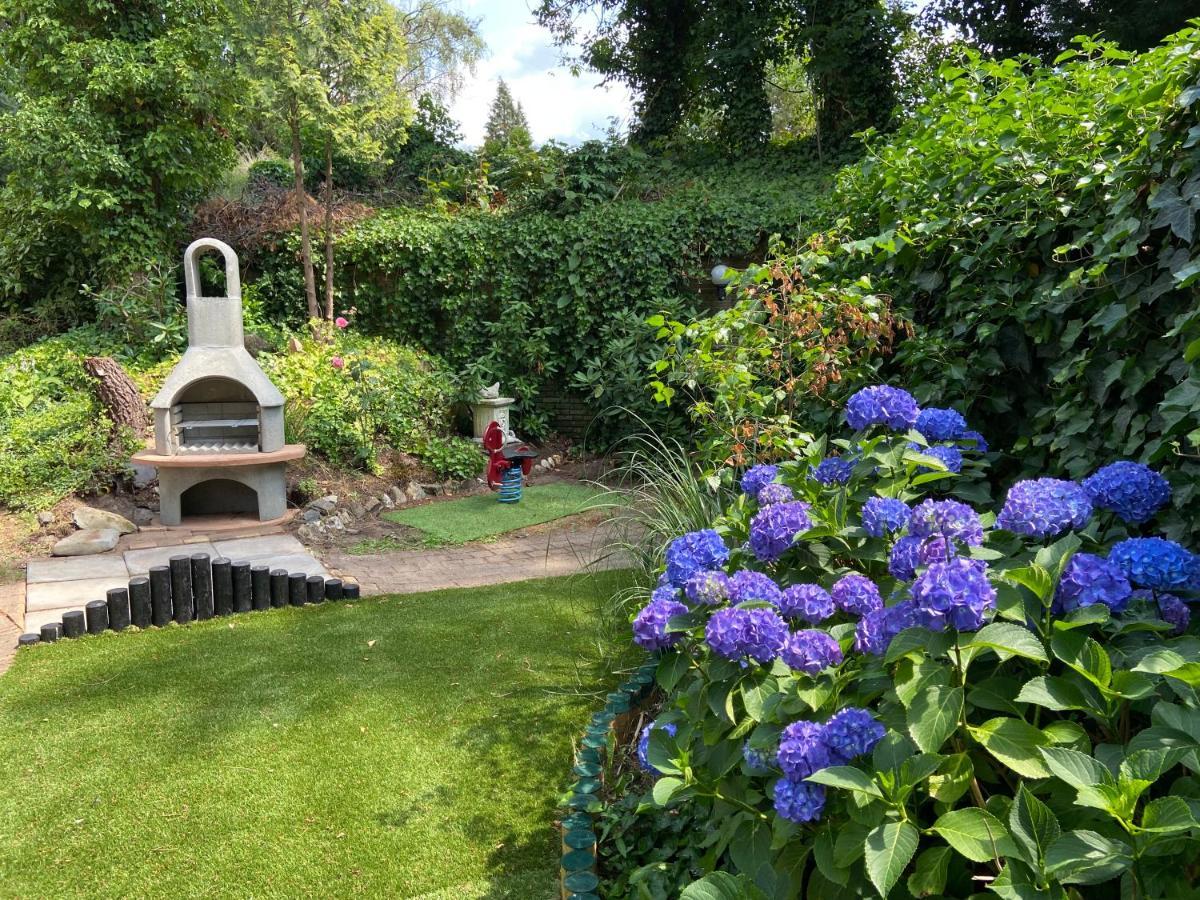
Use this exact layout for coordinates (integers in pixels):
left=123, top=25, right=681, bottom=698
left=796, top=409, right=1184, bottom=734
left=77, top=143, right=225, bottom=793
left=664, top=529, right=730, bottom=586
left=684, top=570, right=732, bottom=606
left=831, top=573, right=883, bottom=616
left=1156, top=593, right=1190, bottom=635
left=748, top=501, right=813, bottom=562
left=773, top=778, right=826, bottom=823
left=777, top=584, right=835, bottom=623
left=756, top=482, right=795, bottom=506
left=703, top=606, right=787, bottom=663
left=1109, top=538, right=1199, bottom=593
left=889, top=535, right=923, bottom=580
left=911, top=557, right=996, bottom=632
left=996, top=478, right=1092, bottom=539
left=781, top=629, right=843, bottom=675
left=822, top=708, right=886, bottom=762
left=651, top=584, right=683, bottom=604
left=917, top=534, right=956, bottom=565
left=960, top=430, right=989, bottom=453
left=633, top=597, right=689, bottom=650
left=1053, top=552, right=1133, bottom=615
left=811, top=456, right=856, bottom=485
left=854, top=601, right=920, bottom=656
left=915, top=444, right=963, bottom=475
left=777, top=720, right=832, bottom=778
left=705, top=608, right=745, bottom=660
left=1082, top=461, right=1171, bottom=525
left=845, top=385, right=921, bottom=432
left=915, top=407, right=968, bottom=442
left=728, top=570, right=783, bottom=605
left=909, top=499, right=984, bottom=546
left=637, top=720, right=678, bottom=775
left=743, top=740, right=775, bottom=773
left=741, top=464, right=779, bottom=498
left=862, top=497, right=911, bottom=538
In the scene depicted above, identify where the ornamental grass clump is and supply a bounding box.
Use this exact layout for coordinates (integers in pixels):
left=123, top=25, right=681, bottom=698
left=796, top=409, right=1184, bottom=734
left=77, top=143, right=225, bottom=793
left=614, top=384, right=1200, bottom=898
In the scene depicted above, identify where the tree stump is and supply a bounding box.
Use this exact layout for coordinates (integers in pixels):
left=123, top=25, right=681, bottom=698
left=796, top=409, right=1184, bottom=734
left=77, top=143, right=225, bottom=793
left=83, top=356, right=148, bottom=446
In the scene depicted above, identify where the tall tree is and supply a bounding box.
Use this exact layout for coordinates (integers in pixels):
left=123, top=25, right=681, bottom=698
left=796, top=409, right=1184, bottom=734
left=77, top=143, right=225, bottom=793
left=483, top=79, right=533, bottom=151
left=395, top=1, right=486, bottom=101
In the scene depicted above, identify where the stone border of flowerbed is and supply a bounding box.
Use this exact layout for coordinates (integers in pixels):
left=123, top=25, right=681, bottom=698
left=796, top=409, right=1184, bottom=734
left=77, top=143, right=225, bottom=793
left=15, top=553, right=360, bottom=647
left=559, top=658, right=657, bottom=899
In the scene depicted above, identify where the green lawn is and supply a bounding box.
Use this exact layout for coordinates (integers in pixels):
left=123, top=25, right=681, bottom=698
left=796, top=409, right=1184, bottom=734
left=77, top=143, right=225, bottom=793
left=383, top=482, right=604, bottom=545
left=0, top=571, right=628, bottom=898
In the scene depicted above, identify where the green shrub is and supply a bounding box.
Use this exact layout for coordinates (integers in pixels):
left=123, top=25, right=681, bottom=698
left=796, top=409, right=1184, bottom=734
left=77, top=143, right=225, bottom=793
left=413, top=435, right=484, bottom=481
left=246, top=158, right=294, bottom=189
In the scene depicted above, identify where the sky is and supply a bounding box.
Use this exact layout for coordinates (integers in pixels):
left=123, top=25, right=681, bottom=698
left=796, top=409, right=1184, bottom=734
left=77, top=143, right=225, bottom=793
left=448, top=0, right=634, bottom=147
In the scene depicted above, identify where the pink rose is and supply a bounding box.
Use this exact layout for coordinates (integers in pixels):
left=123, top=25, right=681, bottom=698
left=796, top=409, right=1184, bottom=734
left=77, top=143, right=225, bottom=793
left=331, top=356, right=345, bottom=370
left=334, top=316, right=349, bottom=329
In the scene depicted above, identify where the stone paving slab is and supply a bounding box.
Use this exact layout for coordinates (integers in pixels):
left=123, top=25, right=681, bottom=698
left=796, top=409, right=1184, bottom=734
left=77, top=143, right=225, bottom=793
left=255, top=554, right=330, bottom=577
left=26, top=577, right=132, bottom=612
left=123, top=543, right=220, bottom=575
left=26, top=555, right=130, bottom=584
left=212, top=534, right=305, bottom=561
left=24, top=606, right=86, bottom=635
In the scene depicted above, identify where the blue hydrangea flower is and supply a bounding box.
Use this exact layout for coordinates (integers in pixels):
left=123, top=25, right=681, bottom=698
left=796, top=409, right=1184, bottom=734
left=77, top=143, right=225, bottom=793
left=1053, top=552, right=1133, bottom=615
left=781, top=629, right=843, bottom=675
left=705, top=607, right=745, bottom=660
left=862, top=497, right=911, bottom=538
left=651, top=584, right=683, bottom=604
left=773, top=778, right=826, bottom=823
left=777, top=584, right=835, bottom=623
left=748, top=501, right=813, bottom=562
left=756, top=482, right=795, bottom=506
left=637, top=720, right=678, bottom=775
left=1082, top=461, right=1171, bottom=525
left=743, top=740, right=775, bottom=773
left=811, top=456, right=855, bottom=485
left=911, top=557, right=996, bottom=632
left=889, top=535, right=923, bottom=580
left=845, top=385, right=921, bottom=431
left=728, top=570, right=783, bottom=606
left=960, top=430, right=989, bottom=453
left=1156, top=593, right=1190, bottom=635
left=996, top=478, right=1092, bottom=539
left=854, top=601, right=920, bottom=656
left=684, top=570, right=732, bottom=606
left=703, top=606, right=787, bottom=663
left=633, top=597, right=689, bottom=650
left=831, top=573, right=883, bottom=615
left=664, top=529, right=730, bottom=586
left=822, top=708, right=886, bottom=762
left=915, top=407, right=968, bottom=442
left=1109, top=538, right=1199, bottom=593
left=777, top=720, right=832, bottom=778
left=741, top=464, right=779, bottom=498
left=917, top=534, right=956, bottom=565
left=909, top=499, right=984, bottom=546
left=914, top=444, right=963, bottom=475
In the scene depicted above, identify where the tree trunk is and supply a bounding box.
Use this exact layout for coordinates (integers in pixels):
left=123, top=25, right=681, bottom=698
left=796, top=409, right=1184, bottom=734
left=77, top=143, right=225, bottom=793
left=83, top=357, right=148, bottom=448
left=323, top=137, right=335, bottom=320
left=289, top=99, right=319, bottom=320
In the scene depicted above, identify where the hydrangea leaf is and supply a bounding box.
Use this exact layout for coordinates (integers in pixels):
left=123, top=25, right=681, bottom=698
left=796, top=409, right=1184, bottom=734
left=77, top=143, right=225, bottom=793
left=805, top=766, right=883, bottom=798
left=932, top=807, right=1018, bottom=862
left=1009, top=785, right=1060, bottom=871
left=966, top=622, right=1048, bottom=663
left=1049, top=631, right=1112, bottom=691
left=679, top=871, right=770, bottom=900
left=813, top=827, right=849, bottom=886
left=1014, top=675, right=1092, bottom=711
left=1140, top=796, right=1198, bottom=834
left=969, top=717, right=1053, bottom=778
left=928, top=752, right=974, bottom=804
left=907, top=684, right=963, bottom=753
left=864, top=821, right=919, bottom=898
left=1045, top=830, right=1131, bottom=885
left=906, top=846, right=952, bottom=898
left=1038, top=747, right=1113, bottom=789
left=652, top=775, right=685, bottom=806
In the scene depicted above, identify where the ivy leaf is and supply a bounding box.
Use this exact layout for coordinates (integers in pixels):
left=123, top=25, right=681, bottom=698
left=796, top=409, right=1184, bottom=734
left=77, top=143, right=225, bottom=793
left=1009, top=785, right=1060, bottom=871
left=1045, top=830, right=1132, bottom=885
left=969, top=717, right=1052, bottom=778
left=932, top=807, right=1017, bottom=862
left=1148, top=182, right=1196, bottom=243
left=864, top=821, right=919, bottom=898
left=967, top=622, right=1048, bottom=663
left=906, top=846, right=952, bottom=898
left=907, top=684, right=962, bottom=753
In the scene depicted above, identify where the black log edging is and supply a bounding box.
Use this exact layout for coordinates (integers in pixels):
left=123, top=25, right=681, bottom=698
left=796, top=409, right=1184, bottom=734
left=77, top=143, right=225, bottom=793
left=15, top=554, right=362, bottom=649
left=192, top=554, right=214, bottom=620
left=558, top=658, right=658, bottom=900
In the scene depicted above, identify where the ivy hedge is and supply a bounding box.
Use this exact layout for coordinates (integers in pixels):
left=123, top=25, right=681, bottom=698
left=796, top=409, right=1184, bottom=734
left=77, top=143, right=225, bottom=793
left=250, top=158, right=838, bottom=442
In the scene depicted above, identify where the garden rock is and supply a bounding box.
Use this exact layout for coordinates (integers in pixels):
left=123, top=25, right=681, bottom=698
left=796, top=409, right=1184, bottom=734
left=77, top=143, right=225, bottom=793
left=364, top=496, right=381, bottom=514
left=349, top=501, right=366, bottom=518
left=73, top=506, right=137, bottom=534
left=52, top=528, right=120, bottom=556
left=379, top=493, right=394, bottom=510
left=132, top=507, right=154, bottom=526
left=405, top=482, right=427, bottom=502
left=308, top=495, right=338, bottom=514
left=301, top=508, right=322, bottom=524
left=36, top=511, right=55, bottom=527
left=387, top=486, right=404, bottom=504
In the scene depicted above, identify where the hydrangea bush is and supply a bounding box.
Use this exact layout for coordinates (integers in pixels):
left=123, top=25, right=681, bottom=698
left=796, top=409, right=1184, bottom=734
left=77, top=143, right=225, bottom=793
left=621, top=385, right=1200, bottom=898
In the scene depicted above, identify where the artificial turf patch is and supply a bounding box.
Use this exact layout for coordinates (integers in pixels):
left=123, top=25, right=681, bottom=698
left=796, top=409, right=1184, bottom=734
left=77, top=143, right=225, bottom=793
left=0, top=571, right=630, bottom=898
left=382, top=482, right=603, bottom=545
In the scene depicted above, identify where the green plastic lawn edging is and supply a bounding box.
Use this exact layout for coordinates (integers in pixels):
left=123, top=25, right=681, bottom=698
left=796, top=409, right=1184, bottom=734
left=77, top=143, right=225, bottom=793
left=382, top=483, right=604, bottom=545
left=558, top=657, right=657, bottom=900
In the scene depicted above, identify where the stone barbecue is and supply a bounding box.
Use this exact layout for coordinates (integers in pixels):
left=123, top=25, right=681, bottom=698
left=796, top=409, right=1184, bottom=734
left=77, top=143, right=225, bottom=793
left=132, top=239, right=304, bottom=525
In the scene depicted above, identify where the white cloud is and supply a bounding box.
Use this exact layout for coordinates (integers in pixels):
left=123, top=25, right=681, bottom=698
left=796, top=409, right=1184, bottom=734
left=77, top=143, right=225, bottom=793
left=447, top=1, right=633, bottom=147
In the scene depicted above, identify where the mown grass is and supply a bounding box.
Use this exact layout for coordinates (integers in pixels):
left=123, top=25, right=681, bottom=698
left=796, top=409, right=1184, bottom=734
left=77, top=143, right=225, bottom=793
left=0, top=570, right=632, bottom=898
left=382, top=483, right=604, bottom=546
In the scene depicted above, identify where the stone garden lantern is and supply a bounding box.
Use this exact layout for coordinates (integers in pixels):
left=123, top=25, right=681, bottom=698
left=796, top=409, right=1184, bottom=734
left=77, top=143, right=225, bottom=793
left=471, top=382, right=516, bottom=442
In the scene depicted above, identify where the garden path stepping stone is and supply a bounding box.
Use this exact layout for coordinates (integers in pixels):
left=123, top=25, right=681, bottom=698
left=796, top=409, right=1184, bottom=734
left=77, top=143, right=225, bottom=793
left=52, top=528, right=121, bottom=557
left=27, top=555, right=129, bottom=583
left=72, top=506, right=137, bottom=534
left=212, top=534, right=304, bottom=561
left=124, top=543, right=219, bottom=575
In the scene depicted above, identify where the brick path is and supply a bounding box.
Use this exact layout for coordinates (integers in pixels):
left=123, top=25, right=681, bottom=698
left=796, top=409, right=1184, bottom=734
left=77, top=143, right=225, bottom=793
left=0, top=581, right=26, bottom=674
left=321, top=519, right=628, bottom=597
